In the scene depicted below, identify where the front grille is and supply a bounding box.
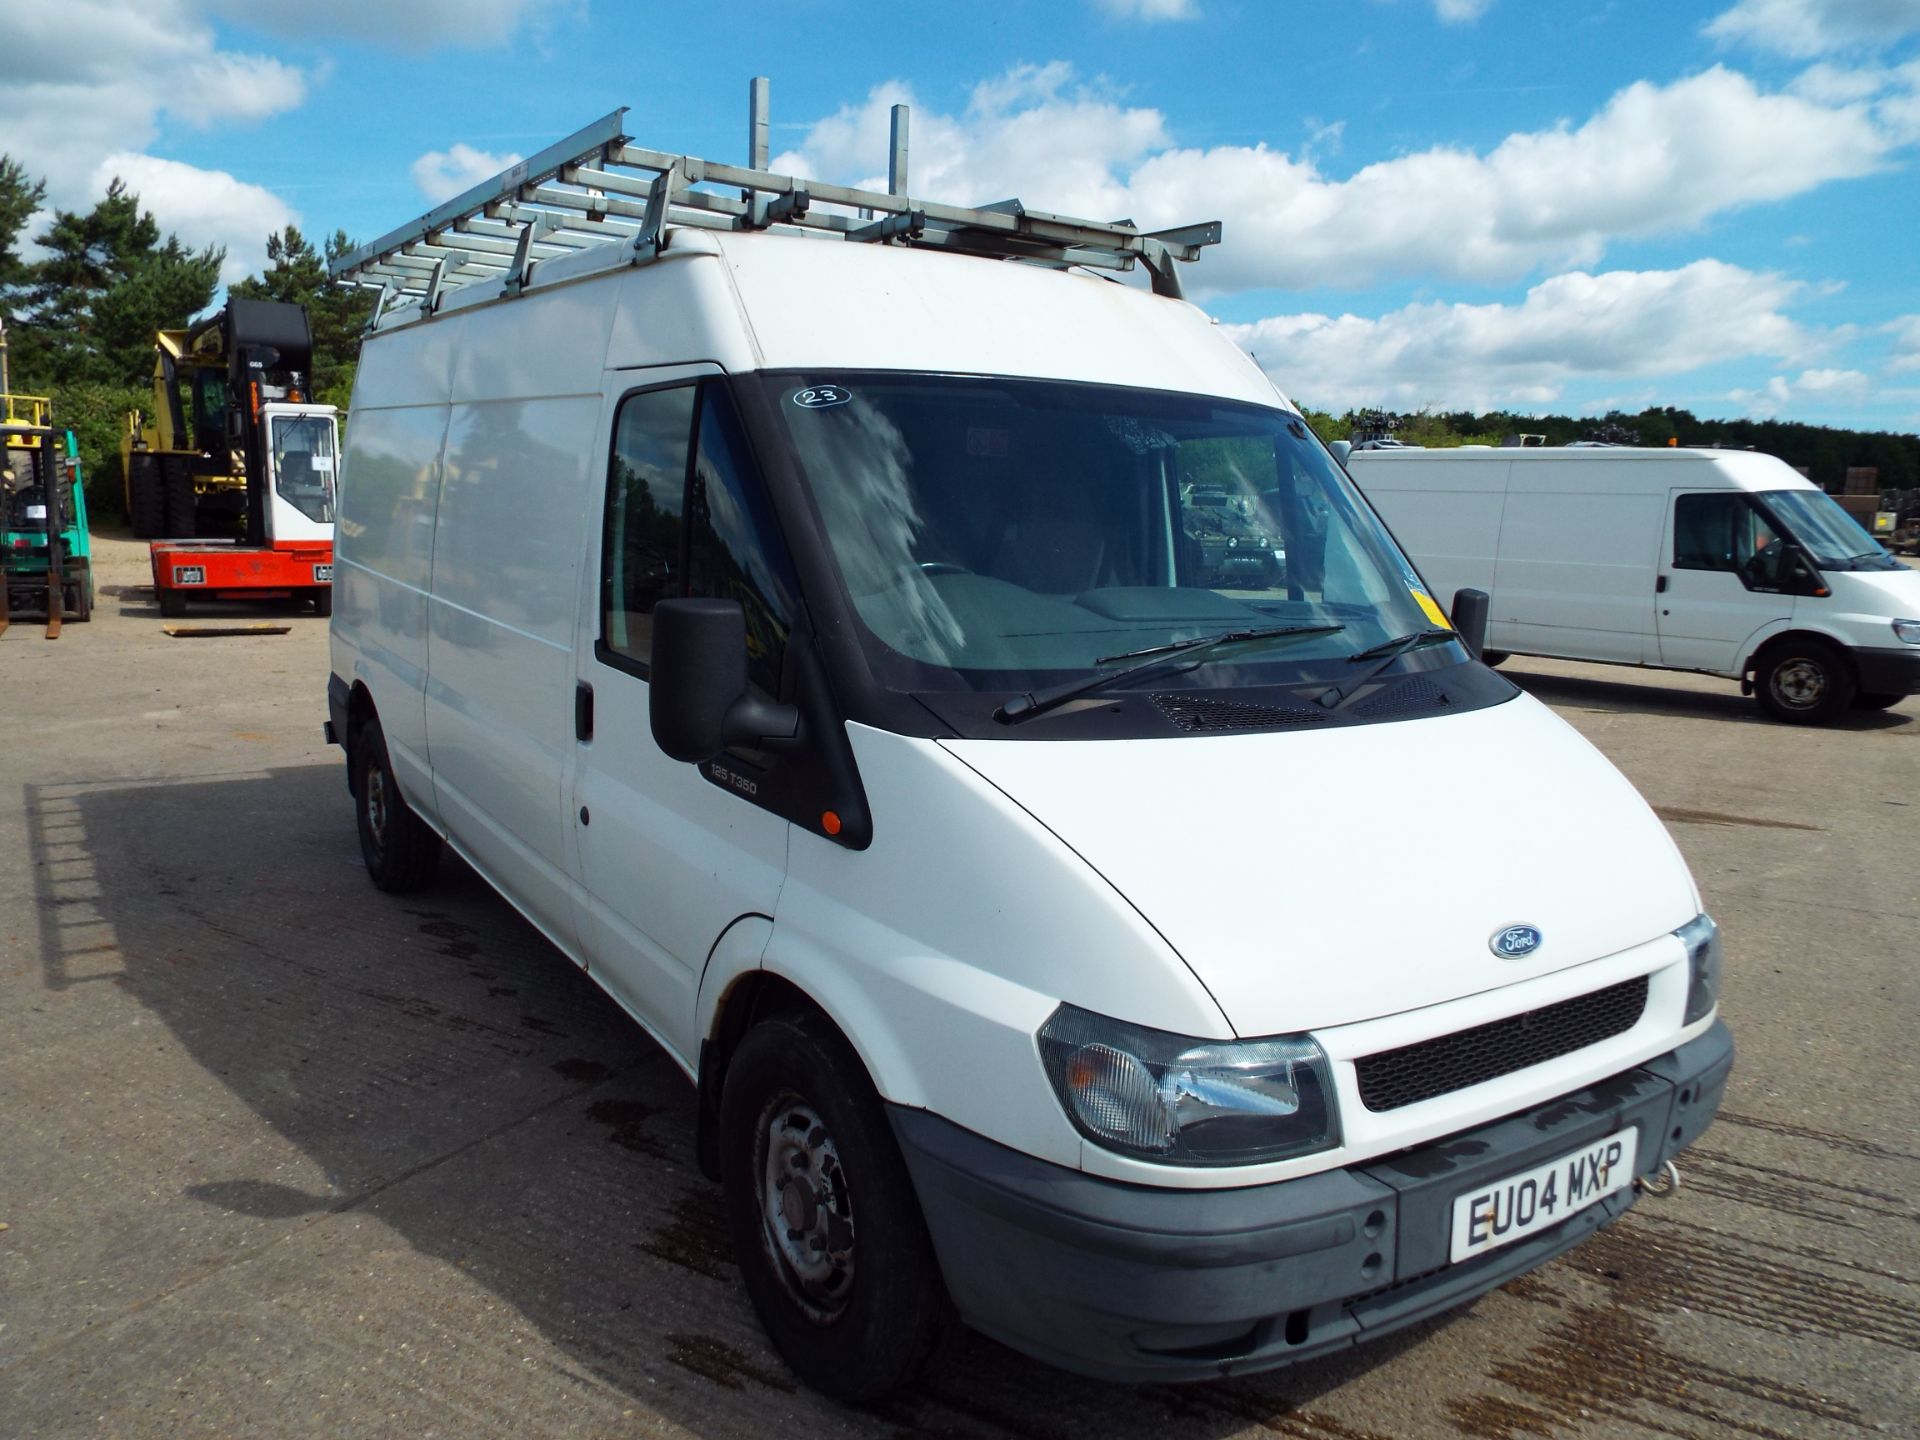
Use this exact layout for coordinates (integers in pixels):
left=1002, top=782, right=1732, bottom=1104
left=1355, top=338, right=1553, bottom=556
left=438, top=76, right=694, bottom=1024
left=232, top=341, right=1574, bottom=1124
left=1152, top=692, right=1327, bottom=732
left=1355, top=975, right=1650, bottom=1112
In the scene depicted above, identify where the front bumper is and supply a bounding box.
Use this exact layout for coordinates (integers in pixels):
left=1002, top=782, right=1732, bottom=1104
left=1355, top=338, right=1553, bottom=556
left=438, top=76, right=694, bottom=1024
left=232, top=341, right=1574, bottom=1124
left=1852, top=644, right=1920, bottom=696
left=891, top=1019, right=1732, bottom=1383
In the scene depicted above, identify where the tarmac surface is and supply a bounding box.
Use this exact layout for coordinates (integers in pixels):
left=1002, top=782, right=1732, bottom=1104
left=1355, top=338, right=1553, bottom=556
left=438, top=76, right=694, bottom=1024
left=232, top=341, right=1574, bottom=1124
left=2, top=534, right=1916, bottom=1439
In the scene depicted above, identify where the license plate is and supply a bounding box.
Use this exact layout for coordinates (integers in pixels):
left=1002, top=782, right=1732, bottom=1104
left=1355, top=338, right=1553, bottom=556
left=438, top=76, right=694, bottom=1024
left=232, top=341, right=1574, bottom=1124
left=1450, top=1127, right=1637, bottom=1263
left=313, top=564, right=333, bottom=583
left=173, top=565, right=207, bottom=586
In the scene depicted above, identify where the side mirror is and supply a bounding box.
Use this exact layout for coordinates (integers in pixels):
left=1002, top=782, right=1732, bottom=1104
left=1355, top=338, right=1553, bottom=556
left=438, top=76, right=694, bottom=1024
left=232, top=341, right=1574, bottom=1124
left=1330, top=440, right=1353, bottom=465
left=1450, top=587, right=1490, bottom=657
left=649, top=598, right=801, bottom=763
left=1782, top=546, right=1830, bottom=599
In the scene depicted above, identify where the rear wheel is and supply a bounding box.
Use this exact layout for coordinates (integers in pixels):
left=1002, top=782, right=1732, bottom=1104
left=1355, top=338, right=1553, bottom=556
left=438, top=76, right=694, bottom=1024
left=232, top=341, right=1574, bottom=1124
left=158, top=588, right=187, bottom=619
left=354, top=718, right=442, bottom=892
left=161, top=460, right=196, bottom=538
left=65, top=573, right=92, bottom=623
left=310, top=587, right=334, bottom=618
left=719, top=1012, right=952, bottom=1401
left=1755, top=638, right=1856, bottom=725
left=127, top=454, right=165, bottom=539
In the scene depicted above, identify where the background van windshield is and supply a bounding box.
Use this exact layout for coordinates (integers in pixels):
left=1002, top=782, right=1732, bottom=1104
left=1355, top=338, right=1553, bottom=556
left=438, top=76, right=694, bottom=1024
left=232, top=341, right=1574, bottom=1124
left=770, top=375, right=1438, bottom=692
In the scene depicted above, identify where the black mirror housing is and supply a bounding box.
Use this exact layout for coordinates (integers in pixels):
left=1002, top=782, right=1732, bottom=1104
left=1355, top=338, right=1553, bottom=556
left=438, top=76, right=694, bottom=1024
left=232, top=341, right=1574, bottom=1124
left=1450, top=587, right=1491, bottom=657
left=650, top=597, right=801, bottom=762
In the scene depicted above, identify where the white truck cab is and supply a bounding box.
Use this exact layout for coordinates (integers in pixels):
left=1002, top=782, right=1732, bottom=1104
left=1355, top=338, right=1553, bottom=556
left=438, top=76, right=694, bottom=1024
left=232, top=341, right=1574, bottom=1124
left=1342, top=445, right=1920, bottom=723
left=324, top=103, right=1731, bottom=1397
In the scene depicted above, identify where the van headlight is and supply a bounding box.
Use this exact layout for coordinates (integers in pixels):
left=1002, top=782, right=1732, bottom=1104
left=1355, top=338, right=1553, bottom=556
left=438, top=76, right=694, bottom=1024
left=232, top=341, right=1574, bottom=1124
left=1038, top=1005, right=1339, bottom=1165
left=1891, top=619, right=1920, bottom=645
left=1677, top=913, right=1722, bottom=1024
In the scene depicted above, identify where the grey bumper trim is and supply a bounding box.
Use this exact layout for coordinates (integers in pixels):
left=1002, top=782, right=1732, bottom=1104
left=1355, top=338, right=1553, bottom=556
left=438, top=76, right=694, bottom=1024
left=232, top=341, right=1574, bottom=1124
left=890, top=1019, right=1733, bottom=1383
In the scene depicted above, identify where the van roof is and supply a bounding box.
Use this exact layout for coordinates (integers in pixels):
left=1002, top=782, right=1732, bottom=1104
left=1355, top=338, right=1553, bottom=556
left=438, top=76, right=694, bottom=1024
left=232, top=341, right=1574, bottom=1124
left=1346, top=446, right=1819, bottom=495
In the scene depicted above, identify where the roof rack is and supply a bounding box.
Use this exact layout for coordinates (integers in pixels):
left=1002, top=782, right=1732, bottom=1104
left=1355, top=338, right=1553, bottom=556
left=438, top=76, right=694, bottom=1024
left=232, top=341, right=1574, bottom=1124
left=329, top=78, right=1221, bottom=320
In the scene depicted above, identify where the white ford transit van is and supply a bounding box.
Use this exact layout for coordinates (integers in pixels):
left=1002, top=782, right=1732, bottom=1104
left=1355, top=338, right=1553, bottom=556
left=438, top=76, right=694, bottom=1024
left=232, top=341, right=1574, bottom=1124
left=1343, top=446, right=1920, bottom=724
left=324, top=106, right=1730, bottom=1397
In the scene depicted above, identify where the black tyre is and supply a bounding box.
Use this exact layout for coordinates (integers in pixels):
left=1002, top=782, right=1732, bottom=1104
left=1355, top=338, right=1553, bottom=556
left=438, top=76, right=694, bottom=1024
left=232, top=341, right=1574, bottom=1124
left=1755, top=638, right=1856, bottom=725
left=1852, top=691, right=1905, bottom=711
left=719, top=1012, right=952, bottom=1401
left=311, top=587, right=334, bottom=618
left=127, top=454, right=165, bottom=539
left=158, top=588, right=188, bottom=619
left=1479, top=649, right=1511, bottom=668
left=65, top=574, right=92, bottom=623
left=161, top=460, right=197, bottom=539
left=354, top=719, right=442, bottom=892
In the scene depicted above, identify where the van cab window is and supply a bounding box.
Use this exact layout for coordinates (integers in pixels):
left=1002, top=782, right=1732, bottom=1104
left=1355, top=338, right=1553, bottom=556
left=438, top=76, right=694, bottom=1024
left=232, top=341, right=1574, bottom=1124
left=601, top=382, right=797, bottom=699
left=1672, top=492, right=1781, bottom=587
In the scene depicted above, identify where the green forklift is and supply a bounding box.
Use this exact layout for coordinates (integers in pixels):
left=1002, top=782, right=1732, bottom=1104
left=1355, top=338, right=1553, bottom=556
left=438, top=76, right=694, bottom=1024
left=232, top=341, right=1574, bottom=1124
left=2, top=393, right=93, bottom=635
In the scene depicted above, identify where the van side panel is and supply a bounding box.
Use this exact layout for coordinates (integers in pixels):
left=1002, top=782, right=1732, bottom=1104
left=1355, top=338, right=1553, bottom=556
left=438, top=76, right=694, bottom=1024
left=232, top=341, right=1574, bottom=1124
left=1493, top=486, right=1664, bottom=663
left=1359, top=458, right=1507, bottom=610
left=334, top=323, right=459, bottom=817
left=420, top=285, right=619, bottom=952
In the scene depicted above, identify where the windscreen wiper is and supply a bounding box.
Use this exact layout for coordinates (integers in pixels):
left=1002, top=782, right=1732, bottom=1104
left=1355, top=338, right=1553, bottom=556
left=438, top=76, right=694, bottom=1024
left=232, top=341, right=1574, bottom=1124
left=994, top=624, right=1345, bottom=724
left=1315, top=628, right=1457, bottom=710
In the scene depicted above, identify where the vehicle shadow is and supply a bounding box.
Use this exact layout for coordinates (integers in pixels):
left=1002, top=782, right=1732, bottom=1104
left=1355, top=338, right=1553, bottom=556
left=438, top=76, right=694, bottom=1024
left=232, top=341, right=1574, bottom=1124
left=24, top=766, right=1459, bottom=1437
left=99, top=580, right=327, bottom=623
left=1506, top=665, right=1914, bottom=730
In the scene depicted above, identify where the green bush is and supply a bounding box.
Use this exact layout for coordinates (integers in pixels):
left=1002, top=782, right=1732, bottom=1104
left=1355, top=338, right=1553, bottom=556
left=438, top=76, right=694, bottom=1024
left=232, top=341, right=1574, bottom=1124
left=48, top=381, right=147, bottom=523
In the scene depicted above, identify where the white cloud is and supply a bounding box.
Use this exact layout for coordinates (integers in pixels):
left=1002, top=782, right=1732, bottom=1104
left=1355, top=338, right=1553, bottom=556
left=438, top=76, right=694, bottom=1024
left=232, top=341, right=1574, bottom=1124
left=90, top=153, right=294, bottom=285
left=1223, top=261, right=1818, bottom=412
left=1886, top=313, right=1920, bottom=371
left=1793, top=365, right=1872, bottom=393
left=204, top=0, right=570, bottom=48
left=772, top=63, right=1906, bottom=294
left=1, top=2, right=308, bottom=286
left=1705, top=0, right=1920, bottom=58
left=1434, top=0, right=1495, bottom=22
left=1090, top=0, right=1199, bottom=18
left=1727, top=367, right=1867, bottom=415
left=411, top=144, right=526, bottom=203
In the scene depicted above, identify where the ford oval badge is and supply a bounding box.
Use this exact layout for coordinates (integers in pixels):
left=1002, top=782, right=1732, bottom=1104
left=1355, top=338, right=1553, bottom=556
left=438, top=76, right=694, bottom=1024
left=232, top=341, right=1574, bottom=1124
left=1491, top=924, right=1543, bottom=959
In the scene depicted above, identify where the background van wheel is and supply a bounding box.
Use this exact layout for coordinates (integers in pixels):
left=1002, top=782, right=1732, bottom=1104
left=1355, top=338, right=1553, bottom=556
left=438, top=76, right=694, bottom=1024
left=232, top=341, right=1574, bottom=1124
left=1852, top=691, right=1904, bottom=711
left=719, top=1012, right=952, bottom=1401
left=1478, top=649, right=1510, bottom=668
left=354, top=719, right=442, bottom=892
left=1755, top=638, right=1855, bottom=725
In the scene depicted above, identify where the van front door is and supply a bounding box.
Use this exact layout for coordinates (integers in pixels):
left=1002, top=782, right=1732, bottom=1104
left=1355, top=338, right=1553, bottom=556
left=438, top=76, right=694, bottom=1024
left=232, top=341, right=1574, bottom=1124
left=568, top=371, right=797, bottom=1068
left=1657, top=490, right=1792, bottom=673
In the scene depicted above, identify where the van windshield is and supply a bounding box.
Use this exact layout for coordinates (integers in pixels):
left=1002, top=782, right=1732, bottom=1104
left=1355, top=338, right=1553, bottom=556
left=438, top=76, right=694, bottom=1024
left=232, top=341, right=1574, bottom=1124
left=1759, top=489, right=1902, bottom=571
left=766, top=373, right=1453, bottom=698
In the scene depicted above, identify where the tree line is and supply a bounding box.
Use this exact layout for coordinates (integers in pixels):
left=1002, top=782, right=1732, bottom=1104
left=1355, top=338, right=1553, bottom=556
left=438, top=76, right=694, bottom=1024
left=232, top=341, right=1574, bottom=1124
left=0, top=156, right=371, bottom=519
left=3, top=155, right=1916, bottom=520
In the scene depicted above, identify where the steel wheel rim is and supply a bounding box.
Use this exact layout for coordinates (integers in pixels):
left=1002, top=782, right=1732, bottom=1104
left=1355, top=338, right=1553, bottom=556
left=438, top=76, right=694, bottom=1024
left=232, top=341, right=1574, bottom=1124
left=757, top=1095, right=855, bottom=1322
left=365, top=764, right=389, bottom=853
left=1771, top=658, right=1826, bottom=709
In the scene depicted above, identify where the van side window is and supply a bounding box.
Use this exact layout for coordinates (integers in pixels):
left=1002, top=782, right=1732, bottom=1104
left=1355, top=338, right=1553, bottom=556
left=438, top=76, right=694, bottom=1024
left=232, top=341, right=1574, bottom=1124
left=686, top=384, right=799, bottom=702
left=1673, top=492, right=1781, bottom=586
left=602, top=386, right=697, bottom=668
left=601, top=382, right=797, bottom=695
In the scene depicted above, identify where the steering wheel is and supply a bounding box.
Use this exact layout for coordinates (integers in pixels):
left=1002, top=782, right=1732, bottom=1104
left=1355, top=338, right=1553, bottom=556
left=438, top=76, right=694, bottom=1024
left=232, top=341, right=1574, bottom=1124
left=917, top=561, right=974, bottom=577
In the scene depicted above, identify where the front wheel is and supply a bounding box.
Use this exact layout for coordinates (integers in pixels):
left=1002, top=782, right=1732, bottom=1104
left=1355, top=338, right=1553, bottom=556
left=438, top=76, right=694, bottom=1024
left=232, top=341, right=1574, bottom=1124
left=719, top=1013, right=952, bottom=1401
left=1754, top=638, right=1856, bottom=725
left=354, top=718, right=442, bottom=892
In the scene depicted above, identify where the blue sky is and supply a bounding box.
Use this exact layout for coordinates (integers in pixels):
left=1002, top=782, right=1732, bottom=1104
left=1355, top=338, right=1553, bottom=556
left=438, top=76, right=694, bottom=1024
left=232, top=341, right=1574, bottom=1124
left=9, top=0, right=1920, bottom=429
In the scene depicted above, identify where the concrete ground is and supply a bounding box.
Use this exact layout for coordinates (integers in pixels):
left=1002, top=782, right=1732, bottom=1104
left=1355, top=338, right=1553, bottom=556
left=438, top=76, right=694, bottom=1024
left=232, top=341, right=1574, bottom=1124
left=2, top=533, right=1916, bottom=1439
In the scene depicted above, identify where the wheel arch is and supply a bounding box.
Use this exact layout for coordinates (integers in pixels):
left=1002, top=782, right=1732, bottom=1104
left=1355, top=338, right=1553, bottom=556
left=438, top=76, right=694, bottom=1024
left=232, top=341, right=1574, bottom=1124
left=1742, top=626, right=1858, bottom=684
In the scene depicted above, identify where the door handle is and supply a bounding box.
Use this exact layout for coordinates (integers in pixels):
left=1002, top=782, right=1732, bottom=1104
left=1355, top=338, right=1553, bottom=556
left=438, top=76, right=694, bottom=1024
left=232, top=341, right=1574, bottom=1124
left=1655, top=575, right=1668, bottom=594
left=575, top=681, right=594, bottom=742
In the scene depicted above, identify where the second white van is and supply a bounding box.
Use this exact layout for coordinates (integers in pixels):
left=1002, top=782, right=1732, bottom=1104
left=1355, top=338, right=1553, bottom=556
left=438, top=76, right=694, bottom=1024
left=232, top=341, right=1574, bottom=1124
left=1343, top=446, right=1920, bottom=724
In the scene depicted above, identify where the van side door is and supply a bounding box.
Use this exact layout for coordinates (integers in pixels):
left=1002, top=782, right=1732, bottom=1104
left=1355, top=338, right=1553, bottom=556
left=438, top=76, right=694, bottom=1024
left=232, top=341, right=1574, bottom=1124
left=569, top=370, right=797, bottom=1068
left=1491, top=483, right=1664, bottom=663
left=1657, top=490, right=1792, bottom=674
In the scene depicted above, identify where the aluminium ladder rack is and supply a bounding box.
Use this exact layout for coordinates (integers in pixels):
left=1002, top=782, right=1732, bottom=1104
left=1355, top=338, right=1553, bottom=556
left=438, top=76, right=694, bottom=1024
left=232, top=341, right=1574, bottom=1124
left=330, top=77, right=1222, bottom=323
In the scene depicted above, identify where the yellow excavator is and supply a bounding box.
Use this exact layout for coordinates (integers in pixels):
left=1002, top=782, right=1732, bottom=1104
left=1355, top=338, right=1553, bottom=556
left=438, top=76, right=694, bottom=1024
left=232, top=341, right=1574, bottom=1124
left=121, top=299, right=323, bottom=539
